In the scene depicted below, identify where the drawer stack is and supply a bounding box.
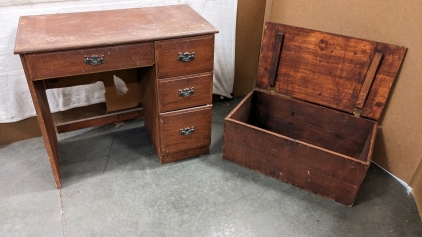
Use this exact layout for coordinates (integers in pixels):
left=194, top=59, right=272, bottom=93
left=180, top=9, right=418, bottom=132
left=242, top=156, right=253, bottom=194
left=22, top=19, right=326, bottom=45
left=143, top=35, right=215, bottom=164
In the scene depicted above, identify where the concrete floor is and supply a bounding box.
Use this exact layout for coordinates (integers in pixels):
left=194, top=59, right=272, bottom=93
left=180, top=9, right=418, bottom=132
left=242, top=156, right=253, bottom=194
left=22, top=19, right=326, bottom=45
left=1, top=98, right=421, bottom=237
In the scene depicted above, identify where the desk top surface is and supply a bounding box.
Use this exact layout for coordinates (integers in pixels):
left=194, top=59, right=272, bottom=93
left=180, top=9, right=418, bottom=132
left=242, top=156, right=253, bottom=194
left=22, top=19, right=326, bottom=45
left=14, top=4, right=218, bottom=54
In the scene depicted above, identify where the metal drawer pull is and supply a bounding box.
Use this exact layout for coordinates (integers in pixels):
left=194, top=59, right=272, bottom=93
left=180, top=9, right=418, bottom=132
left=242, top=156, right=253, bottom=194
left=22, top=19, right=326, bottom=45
left=178, top=87, right=195, bottom=97
left=178, top=52, right=195, bottom=62
left=179, top=126, right=195, bottom=136
left=84, top=55, right=105, bottom=65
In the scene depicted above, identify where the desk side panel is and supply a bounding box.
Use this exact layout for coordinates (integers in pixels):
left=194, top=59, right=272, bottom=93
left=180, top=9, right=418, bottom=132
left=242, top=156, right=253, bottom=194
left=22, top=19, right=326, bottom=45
left=142, top=66, right=162, bottom=156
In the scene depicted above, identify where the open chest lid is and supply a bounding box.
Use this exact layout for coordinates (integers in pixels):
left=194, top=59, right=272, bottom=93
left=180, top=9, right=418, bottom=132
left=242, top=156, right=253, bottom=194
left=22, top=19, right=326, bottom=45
left=256, top=22, right=406, bottom=120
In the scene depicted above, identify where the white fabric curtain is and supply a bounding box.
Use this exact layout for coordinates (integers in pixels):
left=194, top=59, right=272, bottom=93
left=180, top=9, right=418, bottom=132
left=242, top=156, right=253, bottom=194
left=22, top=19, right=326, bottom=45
left=0, top=0, right=237, bottom=123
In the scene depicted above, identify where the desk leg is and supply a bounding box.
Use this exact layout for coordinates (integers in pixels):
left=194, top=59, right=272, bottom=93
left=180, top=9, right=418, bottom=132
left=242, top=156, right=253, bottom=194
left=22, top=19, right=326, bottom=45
left=20, top=57, right=61, bottom=188
left=28, top=80, right=61, bottom=188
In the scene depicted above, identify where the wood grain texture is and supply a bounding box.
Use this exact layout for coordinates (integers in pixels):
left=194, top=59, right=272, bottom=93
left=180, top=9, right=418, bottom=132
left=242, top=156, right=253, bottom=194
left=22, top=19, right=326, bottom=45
left=160, top=146, right=210, bottom=164
left=256, top=22, right=406, bottom=120
left=14, top=5, right=217, bottom=187
left=268, top=33, right=284, bottom=87
left=228, top=90, right=254, bottom=123
left=250, top=89, right=375, bottom=158
left=20, top=55, right=61, bottom=188
left=155, top=35, right=215, bottom=79
left=141, top=66, right=161, bottom=155
left=355, top=52, right=383, bottom=109
left=159, top=105, right=212, bottom=154
left=358, top=122, right=377, bottom=162
left=222, top=116, right=373, bottom=206
left=55, top=107, right=143, bottom=133
left=360, top=43, right=407, bottom=119
left=14, top=4, right=218, bottom=54
left=158, top=73, right=213, bottom=112
left=52, top=103, right=107, bottom=124
left=25, top=43, right=153, bottom=80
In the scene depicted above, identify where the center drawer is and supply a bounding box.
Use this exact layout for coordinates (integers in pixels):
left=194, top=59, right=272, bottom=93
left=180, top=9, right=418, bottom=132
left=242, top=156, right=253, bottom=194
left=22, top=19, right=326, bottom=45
left=25, top=42, right=154, bottom=80
left=159, top=105, right=212, bottom=154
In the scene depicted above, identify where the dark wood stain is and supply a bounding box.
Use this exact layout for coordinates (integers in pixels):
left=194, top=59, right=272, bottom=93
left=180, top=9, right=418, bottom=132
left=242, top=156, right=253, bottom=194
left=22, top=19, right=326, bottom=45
left=249, top=90, right=374, bottom=158
left=355, top=52, right=383, bottom=109
left=55, top=107, right=144, bottom=134
left=158, top=73, right=213, bottom=112
left=222, top=22, right=405, bottom=206
left=15, top=5, right=217, bottom=187
left=14, top=5, right=218, bottom=54
left=228, top=90, right=254, bottom=123
left=155, top=35, right=215, bottom=79
left=256, top=23, right=406, bottom=120
left=25, top=43, right=154, bottom=80
left=268, top=33, right=284, bottom=87
left=223, top=117, right=372, bottom=206
left=20, top=55, right=61, bottom=188
left=142, top=66, right=162, bottom=157
left=142, top=35, right=215, bottom=164
left=161, top=146, right=210, bottom=165
left=159, top=105, right=212, bottom=154
left=361, top=43, right=406, bottom=119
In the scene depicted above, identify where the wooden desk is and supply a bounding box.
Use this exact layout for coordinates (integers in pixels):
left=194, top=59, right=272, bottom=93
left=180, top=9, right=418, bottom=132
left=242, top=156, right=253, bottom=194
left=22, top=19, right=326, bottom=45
left=14, top=5, right=218, bottom=188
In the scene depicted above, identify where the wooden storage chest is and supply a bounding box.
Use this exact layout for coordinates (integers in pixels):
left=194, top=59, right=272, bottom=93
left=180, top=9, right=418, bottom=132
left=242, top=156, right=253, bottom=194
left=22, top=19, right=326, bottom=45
left=222, top=23, right=406, bottom=206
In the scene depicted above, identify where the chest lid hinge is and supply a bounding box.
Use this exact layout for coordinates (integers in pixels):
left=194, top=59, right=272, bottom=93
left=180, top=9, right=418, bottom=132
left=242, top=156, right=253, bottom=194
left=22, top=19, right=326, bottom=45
left=269, top=86, right=276, bottom=94
left=353, top=108, right=362, bottom=117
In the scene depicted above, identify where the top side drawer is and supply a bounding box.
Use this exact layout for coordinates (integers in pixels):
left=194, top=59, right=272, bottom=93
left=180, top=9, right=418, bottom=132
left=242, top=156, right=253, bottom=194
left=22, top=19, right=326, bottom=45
left=155, top=35, right=215, bottom=79
left=25, top=42, right=154, bottom=80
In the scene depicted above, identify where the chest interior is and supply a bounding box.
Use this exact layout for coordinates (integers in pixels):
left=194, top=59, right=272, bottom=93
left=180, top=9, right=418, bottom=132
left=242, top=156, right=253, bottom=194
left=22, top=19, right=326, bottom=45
left=229, top=90, right=376, bottom=161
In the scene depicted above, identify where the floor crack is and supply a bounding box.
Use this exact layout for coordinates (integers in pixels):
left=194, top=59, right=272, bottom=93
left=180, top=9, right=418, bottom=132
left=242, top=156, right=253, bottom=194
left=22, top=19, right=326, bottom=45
left=193, top=201, right=206, bottom=231
left=92, top=137, right=114, bottom=205
left=59, top=189, right=67, bottom=237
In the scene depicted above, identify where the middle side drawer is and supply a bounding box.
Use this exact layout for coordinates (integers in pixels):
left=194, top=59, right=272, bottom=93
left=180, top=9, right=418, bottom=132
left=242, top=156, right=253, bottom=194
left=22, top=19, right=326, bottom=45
left=158, top=73, right=213, bottom=112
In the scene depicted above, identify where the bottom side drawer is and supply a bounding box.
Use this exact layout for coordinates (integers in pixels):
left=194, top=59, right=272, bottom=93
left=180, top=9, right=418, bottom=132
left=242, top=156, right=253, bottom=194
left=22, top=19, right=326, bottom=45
left=160, top=105, right=212, bottom=154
